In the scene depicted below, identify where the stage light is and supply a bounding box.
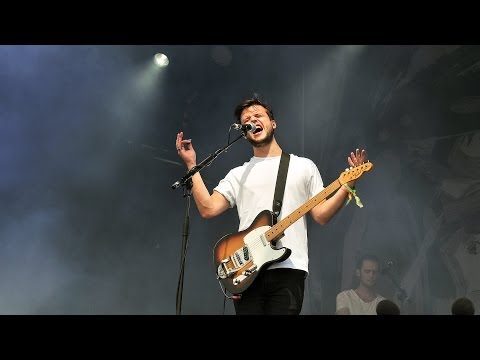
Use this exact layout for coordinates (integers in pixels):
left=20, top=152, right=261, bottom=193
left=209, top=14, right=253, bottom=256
left=154, top=53, right=169, bottom=67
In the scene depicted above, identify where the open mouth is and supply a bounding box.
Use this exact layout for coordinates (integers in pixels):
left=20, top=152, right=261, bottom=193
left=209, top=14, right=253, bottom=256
left=253, top=127, right=263, bottom=134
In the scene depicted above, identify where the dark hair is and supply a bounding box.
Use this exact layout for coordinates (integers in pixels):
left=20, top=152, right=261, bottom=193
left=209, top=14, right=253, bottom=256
left=356, top=254, right=380, bottom=270
left=233, top=94, right=275, bottom=124
left=451, top=297, right=475, bottom=315
left=376, top=299, right=400, bottom=315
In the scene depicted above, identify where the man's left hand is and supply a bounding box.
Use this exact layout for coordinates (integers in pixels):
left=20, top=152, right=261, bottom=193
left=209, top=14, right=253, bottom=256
left=348, top=148, right=366, bottom=168
left=346, top=148, right=367, bottom=188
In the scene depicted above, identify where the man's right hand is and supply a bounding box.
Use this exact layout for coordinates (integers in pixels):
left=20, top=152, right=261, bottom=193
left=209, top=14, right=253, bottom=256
left=175, top=131, right=230, bottom=218
left=176, top=132, right=196, bottom=169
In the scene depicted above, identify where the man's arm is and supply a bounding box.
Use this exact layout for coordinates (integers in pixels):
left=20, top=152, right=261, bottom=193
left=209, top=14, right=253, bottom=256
left=335, top=292, right=351, bottom=315
left=335, top=307, right=351, bottom=315
left=310, top=149, right=366, bottom=225
left=189, top=173, right=230, bottom=218
left=176, top=132, right=230, bottom=219
left=310, top=186, right=350, bottom=225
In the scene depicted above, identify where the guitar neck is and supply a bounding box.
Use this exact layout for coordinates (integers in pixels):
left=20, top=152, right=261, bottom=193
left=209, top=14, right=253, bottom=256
left=264, top=179, right=342, bottom=242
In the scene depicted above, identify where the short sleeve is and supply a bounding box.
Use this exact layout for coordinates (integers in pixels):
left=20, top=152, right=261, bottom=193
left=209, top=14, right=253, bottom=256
left=213, top=170, right=236, bottom=208
left=306, top=159, right=324, bottom=199
left=336, top=291, right=349, bottom=311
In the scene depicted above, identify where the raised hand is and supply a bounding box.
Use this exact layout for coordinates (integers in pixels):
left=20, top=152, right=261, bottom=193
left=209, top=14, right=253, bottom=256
left=345, top=148, right=367, bottom=189
left=347, top=148, right=366, bottom=168
left=176, top=131, right=196, bottom=169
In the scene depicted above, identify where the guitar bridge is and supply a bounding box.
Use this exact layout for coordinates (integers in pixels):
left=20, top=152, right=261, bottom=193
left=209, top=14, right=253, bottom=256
left=216, top=246, right=252, bottom=279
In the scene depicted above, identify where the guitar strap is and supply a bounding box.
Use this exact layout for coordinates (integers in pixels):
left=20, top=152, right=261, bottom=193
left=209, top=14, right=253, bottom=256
left=272, top=151, right=290, bottom=224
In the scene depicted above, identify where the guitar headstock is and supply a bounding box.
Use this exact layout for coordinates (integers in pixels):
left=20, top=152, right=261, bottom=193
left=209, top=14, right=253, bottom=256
left=339, top=161, right=374, bottom=184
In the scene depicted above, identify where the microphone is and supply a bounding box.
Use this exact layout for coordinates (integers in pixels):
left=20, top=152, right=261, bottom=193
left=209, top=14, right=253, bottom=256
left=231, top=123, right=256, bottom=133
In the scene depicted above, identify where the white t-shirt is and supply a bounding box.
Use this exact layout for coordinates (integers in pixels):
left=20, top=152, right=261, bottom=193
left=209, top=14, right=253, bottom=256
left=213, top=154, right=324, bottom=273
left=336, top=289, right=386, bottom=315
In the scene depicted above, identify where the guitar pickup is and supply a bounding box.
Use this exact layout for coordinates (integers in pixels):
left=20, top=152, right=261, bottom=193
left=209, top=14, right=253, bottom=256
left=235, top=252, right=244, bottom=266
left=243, top=246, right=249, bottom=261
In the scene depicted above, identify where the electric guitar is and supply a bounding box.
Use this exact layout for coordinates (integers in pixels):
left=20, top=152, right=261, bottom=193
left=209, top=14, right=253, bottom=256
left=213, top=161, right=374, bottom=295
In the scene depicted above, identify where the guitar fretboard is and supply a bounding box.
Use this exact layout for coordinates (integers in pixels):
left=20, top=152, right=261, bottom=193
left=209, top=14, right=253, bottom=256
left=264, top=179, right=342, bottom=242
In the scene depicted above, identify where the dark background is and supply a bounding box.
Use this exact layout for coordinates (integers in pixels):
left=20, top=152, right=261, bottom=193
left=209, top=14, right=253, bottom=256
left=1, top=45, right=479, bottom=314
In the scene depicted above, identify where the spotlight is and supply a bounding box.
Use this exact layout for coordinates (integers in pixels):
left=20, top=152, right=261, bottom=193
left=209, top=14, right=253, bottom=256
left=154, top=53, right=169, bottom=67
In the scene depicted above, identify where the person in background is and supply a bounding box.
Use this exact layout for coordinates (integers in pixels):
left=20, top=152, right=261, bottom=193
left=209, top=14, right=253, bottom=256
left=336, top=254, right=386, bottom=315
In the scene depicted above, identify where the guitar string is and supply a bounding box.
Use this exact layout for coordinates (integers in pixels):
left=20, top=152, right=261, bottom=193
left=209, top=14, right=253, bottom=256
left=228, top=167, right=366, bottom=273
left=231, top=180, right=342, bottom=271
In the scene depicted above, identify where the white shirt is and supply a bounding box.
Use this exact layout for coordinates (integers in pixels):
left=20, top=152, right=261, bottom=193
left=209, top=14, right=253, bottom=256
left=213, top=154, right=324, bottom=273
left=336, top=289, right=386, bottom=315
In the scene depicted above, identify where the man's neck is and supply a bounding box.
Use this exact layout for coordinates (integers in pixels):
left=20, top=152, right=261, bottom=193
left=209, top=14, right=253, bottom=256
left=252, top=138, right=282, bottom=158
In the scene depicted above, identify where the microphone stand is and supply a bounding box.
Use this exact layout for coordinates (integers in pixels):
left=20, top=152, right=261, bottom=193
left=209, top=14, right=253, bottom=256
left=383, top=268, right=410, bottom=314
left=171, top=132, right=245, bottom=315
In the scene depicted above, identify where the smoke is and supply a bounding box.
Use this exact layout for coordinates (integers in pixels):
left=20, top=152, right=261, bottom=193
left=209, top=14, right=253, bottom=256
left=1, top=45, right=478, bottom=314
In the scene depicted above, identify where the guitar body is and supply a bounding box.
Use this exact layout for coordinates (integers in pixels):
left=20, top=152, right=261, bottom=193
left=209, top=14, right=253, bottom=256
left=213, top=210, right=291, bottom=294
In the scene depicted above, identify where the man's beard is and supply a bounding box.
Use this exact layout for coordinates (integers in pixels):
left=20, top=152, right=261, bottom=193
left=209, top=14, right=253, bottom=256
left=247, top=128, right=275, bottom=148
